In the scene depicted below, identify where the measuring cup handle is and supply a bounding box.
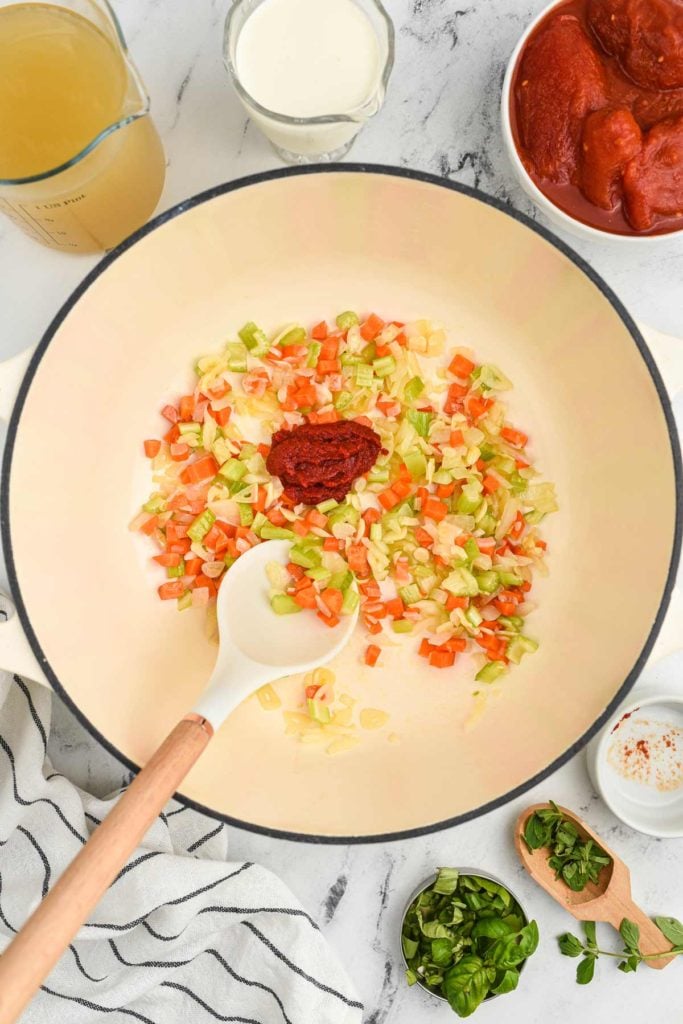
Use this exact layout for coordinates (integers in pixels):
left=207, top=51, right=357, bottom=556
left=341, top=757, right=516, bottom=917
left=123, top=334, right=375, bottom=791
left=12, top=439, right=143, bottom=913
left=0, top=346, right=36, bottom=422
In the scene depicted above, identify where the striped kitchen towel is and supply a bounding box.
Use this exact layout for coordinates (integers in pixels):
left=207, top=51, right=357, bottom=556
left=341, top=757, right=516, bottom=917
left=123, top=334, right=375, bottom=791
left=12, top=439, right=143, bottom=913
left=0, top=669, right=363, bottom=1024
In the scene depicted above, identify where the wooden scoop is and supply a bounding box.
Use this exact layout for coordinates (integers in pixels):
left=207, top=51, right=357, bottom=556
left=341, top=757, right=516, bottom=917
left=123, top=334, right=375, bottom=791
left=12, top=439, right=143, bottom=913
left=514, top=803, right=673, bottom=969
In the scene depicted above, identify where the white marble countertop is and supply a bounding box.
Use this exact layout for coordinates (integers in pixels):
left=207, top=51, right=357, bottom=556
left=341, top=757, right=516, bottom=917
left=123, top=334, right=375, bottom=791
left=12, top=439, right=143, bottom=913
left=1, top=1, right=682, bottom=1021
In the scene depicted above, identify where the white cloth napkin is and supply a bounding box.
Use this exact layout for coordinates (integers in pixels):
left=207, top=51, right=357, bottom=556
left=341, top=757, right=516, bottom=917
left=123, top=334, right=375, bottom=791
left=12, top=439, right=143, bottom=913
left=0, top=669, right=363, bottom=1024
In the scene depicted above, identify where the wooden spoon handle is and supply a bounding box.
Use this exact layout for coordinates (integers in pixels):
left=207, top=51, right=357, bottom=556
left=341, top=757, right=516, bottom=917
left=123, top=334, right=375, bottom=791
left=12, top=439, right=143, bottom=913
left=605, top=898, right=674, bottom=970
left=0, top=713, right=213, bottom=1024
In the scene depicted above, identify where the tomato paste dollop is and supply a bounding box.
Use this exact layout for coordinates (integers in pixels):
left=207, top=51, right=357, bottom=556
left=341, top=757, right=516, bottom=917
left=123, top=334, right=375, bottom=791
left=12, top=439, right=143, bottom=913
left=266, top=420, right=381, bottom=505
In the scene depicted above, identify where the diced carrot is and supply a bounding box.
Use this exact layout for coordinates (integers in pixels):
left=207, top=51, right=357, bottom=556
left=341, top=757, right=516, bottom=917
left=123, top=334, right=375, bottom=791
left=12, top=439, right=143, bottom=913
left=448, top=354, right=475, bottom=378
left=185, top=557, right=202, bottom=575
left=347, top=543, right=369, bottom=575
left=153, top=552, right=181, bottom=567
left=363, top=616, right=383, bottom=635
left=362, top=508, right=381, bottom=527
left=311, top=321, right=328, bottom=341
left=482, top=475, right=500, bottom=494
left=214, top=520, right=236, bottom=538
left=252, top=486, right=267, bottom=513
left=320, top=338, right=339, bottom=360
left=206, top=379, right=231, bottom=400
left=179, top=395, right=195, bottom=421
left=443, top=637, right=467, bottom=653
left=374, top=344, right=391, bottom=358
left=450, top=430, right=464, bottom=446
left=294, top=586, right=318, bottom=609
left=494, top=598, right=516, bottom=615
left=515, top=457, right=530, bottom=470
left=385, top=597, right=405, bottom=619
left=360, top=579, right=381, bottom=599
left=395, top=331, right=408, bottom=346
left=305, top=683, right=321, bottom=698
left=306, top=509, right=328, bottom=529
left=144, top=439, right=161, bottom=458
left=422, top=497, right=448, bottom=522
left=317, top=610, right=340, bottom=628
left=509, top=512, right=525, bottom=539
left=365, top=644, right=381, bottom=667
left=446, top=594, right=468, bottom=611
left=164, top=424, right=180, bottom=444
left=501, top=426, right=528, bottom=448
left=267, top=508, right=287, bottom=527
left=379, top=488, right=400, bottom=510
left=354, top=415, right=374, bottom=429
left=476, top=537, right=496, bottom=554
left=419, top=638, right=435, bottom=658
left=258, top=443, right=271, bottom=458
left=158, top=580, right=184, bottom=600
left=292, top=520, right=309, bottom=537
left=307, top=409, right=339, bottom=424
left=363, top=601, right=387, bottom=619
left=317, top=359, right=341, bottom=375
left=392, top=479, right=412, bottom=499
left=475, top=460, right=486, bottom=472
left=212, top=405, right=231, bottom=427
left=444, top=382, right=468, bottom=414
left=360, top=313, right=385, bottom=341
left=415, top=527, right=434, bottom=548
left=323, top=538, right=340, bottom=551
left=436, top=481, right=456, bottom=498
left=180, top=455, right=218, bottom=485
left=429, top=649, right=456, bottom=668
left=170, top=443, right=190, bottom=461
left=165, top=522, right=188, bottom=542
left=287, top=562, right=305, bottom=579
left=321, top=588, right=344, bottom=616
left=167, top=538, right=191, bottom=555
left=161, top=404, right=179, bottom=424
left=466, top=395, right=493, bottom=419
left=536, top=539, right=547, bottom=551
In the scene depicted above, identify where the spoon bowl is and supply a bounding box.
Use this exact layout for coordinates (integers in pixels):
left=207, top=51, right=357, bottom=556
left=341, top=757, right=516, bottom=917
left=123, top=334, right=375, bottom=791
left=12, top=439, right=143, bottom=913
left=515, top=803, right=673, bottom=968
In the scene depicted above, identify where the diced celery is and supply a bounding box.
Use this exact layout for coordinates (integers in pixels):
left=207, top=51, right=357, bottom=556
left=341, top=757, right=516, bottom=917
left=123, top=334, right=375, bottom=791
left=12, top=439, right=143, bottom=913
left=399, top=584, right=421, bottom=605
left=239, top=504, right=254, bottom=527
left=432, top=468, right=453, bottom=485
left=475, top=660, right=508, bottom=683
left=226, top=342, right=248, bottom=372
left=307, top=698, right=331, bottom=723
left=473, top=364, right=512, bottom=392
left=507, top=635, right=539, bottom=664
left=495, top=455, right=516, bottom=476
left=333, top=390, right=353, bottom=411
left=224, top=555, right=236, bottom=569
left=336, top=311, right=359, bottom=330
left=478, top=514, right=496, bottom=534
left=498, top=615, right=524, bottom=631
left=391, top=619, right=414, bottom=633
left=188, top=508, right=216, bottom=543
left=143, top=495, right=166, bottom=514
left=251, top=512, right=268, bottom=535
left=372, top=355, right=396, bottom=378
left=317, top=499, right=338, bottom=514
left=289, top=545, right=321, bottom=569
left=443, top=567, right=479, bottom=597
left=306, top=341, right=322, bottom=367
left=509, top=472, right=527, bottom=495
left=178, top=422, right=201, bottom=436
left=327, top=503, right=360, bottom=527
left=355, top=363, right=375, bottom=388
left=340, top=351, right=362, bottom=367
left=260, top=523, right=295, bottom=540
left=219, top=458, right=247, bottom=482
left=464, top=538, right=480, bottom=563
left=361, top=342, right=376, bottom=362
left=403, top=449, right=427, bottom=480
left=329, top=569, right=353, bottom=591
left=475, top=570, right=499, bottom=593
left=367, top=465, right=390, bottom=484
left=279, top=326, right=306, bottom=347
left=166, top=561, right=185, bottom=579
left=369, top=523, right=382, bottom=542
left=404, top=376, right=425, bottom=403
left=341, top=587, right=359, bottom=614
left=177, top=591, right=192, bottom=611
left=456, top=485, right=481, bottom=515
left=271, top=594, right=302, bottom=615
left=306, top=566, right=332, bottom=584
left=407, top=409, right=432, bottom=438
left=479, top=443, right=496, bottom=462
left=238, top=322, right=269, bottom=356
left=238, top=443, right=257, bottom=461
left=465, top=605, right=483, bottom=628
left=499, top=570, right=523, bottom=587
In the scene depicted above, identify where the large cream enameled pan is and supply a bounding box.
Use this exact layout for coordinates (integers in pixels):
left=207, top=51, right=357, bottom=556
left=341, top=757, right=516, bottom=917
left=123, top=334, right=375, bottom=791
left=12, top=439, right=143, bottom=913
left=2, top=167, right=680, bottom=840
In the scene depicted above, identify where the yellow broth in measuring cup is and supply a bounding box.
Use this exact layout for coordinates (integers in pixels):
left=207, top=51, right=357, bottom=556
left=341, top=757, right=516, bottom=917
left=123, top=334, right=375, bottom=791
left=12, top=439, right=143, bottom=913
left=0, top=1, right=165, bottom=252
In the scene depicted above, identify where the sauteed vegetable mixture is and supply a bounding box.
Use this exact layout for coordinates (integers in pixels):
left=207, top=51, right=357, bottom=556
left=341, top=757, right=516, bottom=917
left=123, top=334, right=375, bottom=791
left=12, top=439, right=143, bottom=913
left=133, top=312, right=557, bottom=683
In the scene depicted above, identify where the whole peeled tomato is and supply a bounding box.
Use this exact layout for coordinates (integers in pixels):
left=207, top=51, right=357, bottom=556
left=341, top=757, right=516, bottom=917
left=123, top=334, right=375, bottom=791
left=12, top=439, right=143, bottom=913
left=588, top=0, right=683, bottom=91
left=633, top=88, right=683, bottom=130
left=623, top=114, right=683, bottom=228
left=517, top=14, right=607, bottom=183
left=580, top=107, right=643, bottom=209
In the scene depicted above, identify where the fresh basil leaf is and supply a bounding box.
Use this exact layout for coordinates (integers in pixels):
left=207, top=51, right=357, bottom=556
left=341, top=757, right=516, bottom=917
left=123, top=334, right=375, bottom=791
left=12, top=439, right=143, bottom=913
left=433, top=867, right=460, bottom=895
left=421, top=919, right=454, bottom=940
left=405, top=968, right=418, bottom=986
left=619, top=919, right=641, bottom=952
left=523, top=814, right=547, bottom=850
left=558, top=932, right=584, bottom=957
left=491, top=968, right=520, bottom=995
left=468, top=876, right=512, bottom=908
left=655, top=916, right=683, bottom=947
left=582, top=921, right=597, bottom=949
left=402, top=935, right=419, bottom=960
left=471, top=918, right=514, bottom=941
left=431, top=938, right=454, bottom=967
left=576, top=955, right=596, bottom=985
left=443, top=955, right=490, bottom=1018
left=489, top=921, right=539, bottom=968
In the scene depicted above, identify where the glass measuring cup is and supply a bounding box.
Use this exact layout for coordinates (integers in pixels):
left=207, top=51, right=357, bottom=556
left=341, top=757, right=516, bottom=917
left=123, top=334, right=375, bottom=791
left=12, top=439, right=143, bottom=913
left=223, top=0, right=394, bottom=164
left=0, top=0, right=165, bottom=253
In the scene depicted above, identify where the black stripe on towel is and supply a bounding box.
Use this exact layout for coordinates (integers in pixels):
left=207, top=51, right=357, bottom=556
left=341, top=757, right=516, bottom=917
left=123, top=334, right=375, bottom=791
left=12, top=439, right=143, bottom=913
left=114, top=850, right=163, bottom=884
left=142, top=903, right=318, bottom=942
left=242, top=922, right=363, bottom=1009
left=13, top=676, right=47, bottom=753
left=0, top=872, right=16, bottom=932
left=0, top=734, right=86, bottom=844
left=161, top=981, right=263, bottom=1023
left=68, top=944, right=108, bottom=983
left=83, top=863, right=254, bottom=931
left=187, top=823, right=224, bottom=852
left=17, top=825, right=50, bottom=897
left=41, top=985, right=157, bottom=1023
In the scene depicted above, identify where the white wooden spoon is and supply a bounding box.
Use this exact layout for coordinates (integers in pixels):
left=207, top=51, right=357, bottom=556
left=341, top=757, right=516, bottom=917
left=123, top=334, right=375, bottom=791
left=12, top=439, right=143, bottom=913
left=0, top=540, right=358, bottom=1023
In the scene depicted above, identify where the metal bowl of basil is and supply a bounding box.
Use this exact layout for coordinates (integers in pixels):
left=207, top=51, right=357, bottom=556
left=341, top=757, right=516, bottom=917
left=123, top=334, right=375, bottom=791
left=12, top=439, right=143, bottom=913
left=400, top=867, right=538, bottom=1017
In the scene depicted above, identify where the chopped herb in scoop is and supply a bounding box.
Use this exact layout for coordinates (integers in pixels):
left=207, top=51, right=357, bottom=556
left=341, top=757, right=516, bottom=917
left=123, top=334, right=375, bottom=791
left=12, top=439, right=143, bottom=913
left=402, top=868, right=538, bottom=1017
left=522, top=801, right=612, bottom=892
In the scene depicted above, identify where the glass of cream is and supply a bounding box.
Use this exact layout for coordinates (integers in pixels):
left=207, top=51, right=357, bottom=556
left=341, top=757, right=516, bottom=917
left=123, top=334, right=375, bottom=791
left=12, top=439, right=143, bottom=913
left=224, top=0, right=394, bottom=163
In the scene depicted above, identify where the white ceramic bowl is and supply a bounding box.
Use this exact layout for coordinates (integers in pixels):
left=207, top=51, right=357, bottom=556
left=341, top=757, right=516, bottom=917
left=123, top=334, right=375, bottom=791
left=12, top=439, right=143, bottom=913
left=589, top=691, right=683, bottom=838
left=500, top=0, right=683, bottom=246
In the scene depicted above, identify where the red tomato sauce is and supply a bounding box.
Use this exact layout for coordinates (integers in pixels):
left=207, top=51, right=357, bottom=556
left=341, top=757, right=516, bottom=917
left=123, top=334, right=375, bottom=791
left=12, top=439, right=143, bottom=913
left=509, top=0, right=683, bottom=235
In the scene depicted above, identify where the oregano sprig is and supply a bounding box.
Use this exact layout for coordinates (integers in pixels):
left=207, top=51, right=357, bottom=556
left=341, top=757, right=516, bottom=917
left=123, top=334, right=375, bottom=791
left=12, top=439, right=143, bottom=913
left=558, top=917, right=683, bottom=983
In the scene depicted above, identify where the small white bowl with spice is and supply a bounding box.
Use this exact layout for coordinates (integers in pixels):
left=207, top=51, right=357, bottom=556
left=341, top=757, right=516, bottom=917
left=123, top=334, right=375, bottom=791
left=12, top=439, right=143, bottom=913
left=588, top=681, right=683, bottom=838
